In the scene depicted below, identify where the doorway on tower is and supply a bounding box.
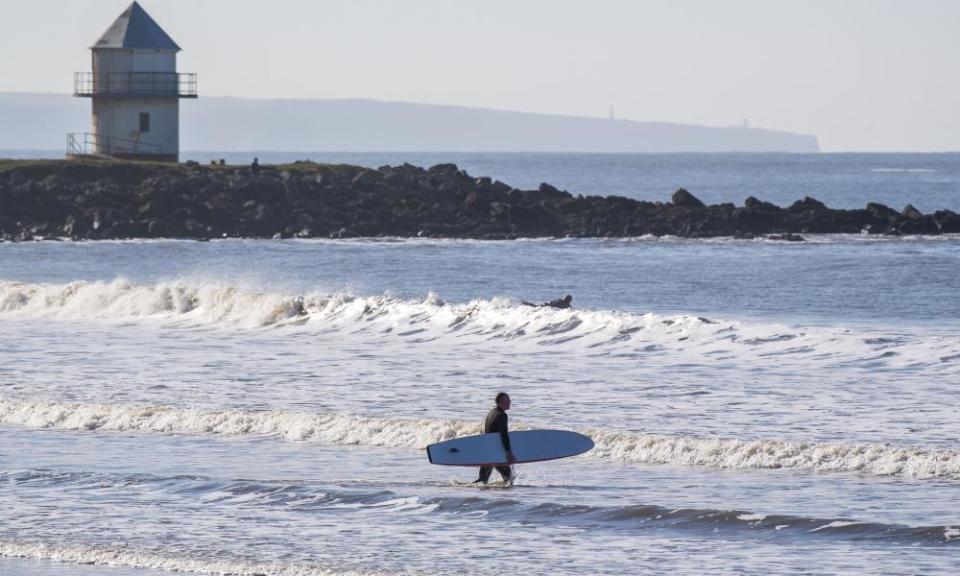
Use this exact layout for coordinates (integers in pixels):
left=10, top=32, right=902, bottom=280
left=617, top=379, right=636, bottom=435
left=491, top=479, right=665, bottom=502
left=139, top=113, right=151, bottom=133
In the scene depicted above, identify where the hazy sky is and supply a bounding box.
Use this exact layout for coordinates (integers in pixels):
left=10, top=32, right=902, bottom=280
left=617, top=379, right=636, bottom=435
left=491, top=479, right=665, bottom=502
left=3, top=0, right=958, bottom=151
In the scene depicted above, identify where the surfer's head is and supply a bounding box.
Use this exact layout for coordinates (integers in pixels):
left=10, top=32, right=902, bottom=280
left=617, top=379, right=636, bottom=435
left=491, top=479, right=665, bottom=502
left=495, top=392, right=511, bottom=411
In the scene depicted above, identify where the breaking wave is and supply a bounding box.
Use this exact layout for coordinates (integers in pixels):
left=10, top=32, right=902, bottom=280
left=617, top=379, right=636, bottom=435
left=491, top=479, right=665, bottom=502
left=0, top=278, right=312, bottom=328
left=1, top=279, right=956, bottom=370
left=4, top=397, right=960, bottom=480
left=0, top=540, right=394, bottom=576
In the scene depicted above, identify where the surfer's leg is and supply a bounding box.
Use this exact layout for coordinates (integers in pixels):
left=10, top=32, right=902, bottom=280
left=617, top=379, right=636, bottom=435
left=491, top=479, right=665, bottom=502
left=477, top=465, right=492, bottom=484
left=495, top=465, right=512, bottom=483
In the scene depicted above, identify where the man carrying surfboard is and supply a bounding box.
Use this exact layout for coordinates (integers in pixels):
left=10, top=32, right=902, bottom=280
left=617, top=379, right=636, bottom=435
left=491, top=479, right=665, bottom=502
left=425, top=403, right=594, bottom=477
left=476, top=392, right=516, bottom=485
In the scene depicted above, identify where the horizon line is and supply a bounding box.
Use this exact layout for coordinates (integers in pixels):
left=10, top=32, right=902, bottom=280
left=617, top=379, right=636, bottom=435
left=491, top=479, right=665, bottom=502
left=0, top=90, right=812, bottom=137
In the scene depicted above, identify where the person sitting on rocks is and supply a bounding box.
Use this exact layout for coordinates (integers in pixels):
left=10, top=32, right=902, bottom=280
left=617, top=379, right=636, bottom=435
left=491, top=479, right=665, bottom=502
left=250, top=157, right=261, bottom=177
left=522, top=295, right=573, bottom=309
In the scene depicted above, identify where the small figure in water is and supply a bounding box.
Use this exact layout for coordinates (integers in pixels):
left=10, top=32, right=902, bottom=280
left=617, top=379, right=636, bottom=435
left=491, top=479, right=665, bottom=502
left=522, top=294, right=573, bottom=309
left=545, top=294, right=573, bottom=309
left=291, top=296, right=308, bottom=317
left=250, top=157, right=261, bottom=178
left=476, top=392, right=515, bottom=485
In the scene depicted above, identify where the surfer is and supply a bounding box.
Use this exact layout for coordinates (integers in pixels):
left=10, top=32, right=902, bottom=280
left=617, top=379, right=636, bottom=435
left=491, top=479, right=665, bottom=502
left=521, top=294, right=573, bottom=309
left=544, top=294, right=573, bottom=309
left=476, top=392, right=516, bottom=484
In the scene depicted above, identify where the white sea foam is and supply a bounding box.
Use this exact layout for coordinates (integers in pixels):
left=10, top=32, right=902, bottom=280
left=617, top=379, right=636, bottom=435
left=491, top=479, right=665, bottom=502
left=586, top=428, right=960, bottom=479
left=0, top=278, right=702, bottom=337
left=0, top=540, right=396, bottom=576
left=3, top=397, right=960, bottom=480
left=0, top=396, right=478, bottom=447
left=0, top=278, right=309, bottom=328
left=1, top=279, right=955, bottom=371
left=809, top=521, right=864, bottom=532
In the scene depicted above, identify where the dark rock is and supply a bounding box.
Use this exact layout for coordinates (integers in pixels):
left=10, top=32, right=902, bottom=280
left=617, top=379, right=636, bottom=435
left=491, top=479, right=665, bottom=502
left=897, top=216, right=940, bottom=235
left=714, top=202, right=736, bottom=213
left=866, top=202, right=899, bottom=218
left=671, top=188, right=705, bottom=208
left=766, top=233, right=806, bottom=242
left=428, top=163, right=459, bottom=175
left=0, top=214, right=18, bottom=235
left=788, top=196, right=828, bottom=212
left=744, top=196, right=778, bottom=211
left=146, top=218, right=172, bottom=236
left=350, top=169, right=381, bottom=189
left=536, top=183, right=568, bottom=200
left=8, top=170, right=27, bottom=187
left=901, top=204, right=923, bottom=219
left=61, top=214, right=89, bottom=237
left=487, top=180, right=513, bottom=197
left=731, top=207, right=781, bottom=235
left=1, top=160, right=956, bottom=241
left=933, top=210, right=960, bottom=233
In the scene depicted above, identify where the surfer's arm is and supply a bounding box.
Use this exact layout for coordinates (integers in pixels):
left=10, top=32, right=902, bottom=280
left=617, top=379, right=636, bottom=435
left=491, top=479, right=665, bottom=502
left=497, top=413, right=511, bottom=450
left=498, top=413, right=516, bottom=463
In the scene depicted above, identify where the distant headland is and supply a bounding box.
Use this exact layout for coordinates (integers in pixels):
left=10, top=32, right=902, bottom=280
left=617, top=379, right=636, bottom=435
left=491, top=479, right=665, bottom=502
left=1, top=93, right=819, bottom=154
left=2, top=159, right=956, bottom=242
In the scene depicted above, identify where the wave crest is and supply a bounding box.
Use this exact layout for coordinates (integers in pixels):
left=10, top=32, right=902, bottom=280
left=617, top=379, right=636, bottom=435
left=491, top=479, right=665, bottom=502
left=0, top=279, right=310, bottom=327
left=3, top=279, right=956, bottom=372
left=587, top=429, right=960, bottom=479
left=0, top=540, right=392, bottom=576
left=3, top=397, right=960, bottom=480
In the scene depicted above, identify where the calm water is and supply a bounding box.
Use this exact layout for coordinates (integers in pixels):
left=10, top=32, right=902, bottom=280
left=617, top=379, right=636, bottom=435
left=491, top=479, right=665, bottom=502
left=1, top=153, right=959, bottom=575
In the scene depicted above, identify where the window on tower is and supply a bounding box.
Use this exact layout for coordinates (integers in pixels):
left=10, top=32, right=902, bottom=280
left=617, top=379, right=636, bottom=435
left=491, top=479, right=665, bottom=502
left=139, top=113, right=151, bottom=133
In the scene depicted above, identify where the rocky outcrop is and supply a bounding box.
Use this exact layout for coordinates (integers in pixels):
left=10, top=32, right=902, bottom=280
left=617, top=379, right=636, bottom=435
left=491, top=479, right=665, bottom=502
left=1, top=159, right=957, bottom=241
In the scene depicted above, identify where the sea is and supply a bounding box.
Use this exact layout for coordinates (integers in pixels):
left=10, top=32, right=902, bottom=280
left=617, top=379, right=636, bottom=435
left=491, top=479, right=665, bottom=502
left=1, top=152, right=959, bottom=575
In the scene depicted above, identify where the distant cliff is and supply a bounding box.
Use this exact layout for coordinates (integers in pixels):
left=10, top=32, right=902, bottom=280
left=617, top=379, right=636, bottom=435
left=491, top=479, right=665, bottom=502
left=0, top=92, right=819, bottom=153
left=3, top=159, right=957, bottom=242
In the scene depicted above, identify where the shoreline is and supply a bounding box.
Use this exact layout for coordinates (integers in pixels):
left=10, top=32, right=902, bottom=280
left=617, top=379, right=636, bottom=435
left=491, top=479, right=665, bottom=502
left=2, top=158, right=958, bottom=241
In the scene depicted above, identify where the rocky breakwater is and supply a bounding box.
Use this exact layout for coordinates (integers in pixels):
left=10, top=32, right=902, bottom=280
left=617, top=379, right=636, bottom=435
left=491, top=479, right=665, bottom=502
left=1, top=159, right=958, bottom=241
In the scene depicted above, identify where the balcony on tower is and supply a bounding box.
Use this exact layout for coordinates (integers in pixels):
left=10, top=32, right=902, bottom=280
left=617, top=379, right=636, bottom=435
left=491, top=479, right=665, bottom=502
left=74, top=71, right=197, bottom=98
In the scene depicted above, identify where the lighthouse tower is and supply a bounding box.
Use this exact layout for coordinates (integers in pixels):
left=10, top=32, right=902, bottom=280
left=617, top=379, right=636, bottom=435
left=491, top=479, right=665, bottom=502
left=68, top=2, right=196, bottom=162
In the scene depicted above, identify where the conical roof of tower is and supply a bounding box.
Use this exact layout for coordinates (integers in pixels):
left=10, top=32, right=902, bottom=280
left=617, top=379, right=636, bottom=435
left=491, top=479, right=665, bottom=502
left=93, top=1, right=181, bottom=51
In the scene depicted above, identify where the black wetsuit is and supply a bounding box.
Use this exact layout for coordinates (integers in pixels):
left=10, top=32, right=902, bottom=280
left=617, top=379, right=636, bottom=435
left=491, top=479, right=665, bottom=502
left=478, top=407, right=512, bottom=483
left=521, top=298, right=572, bottom=309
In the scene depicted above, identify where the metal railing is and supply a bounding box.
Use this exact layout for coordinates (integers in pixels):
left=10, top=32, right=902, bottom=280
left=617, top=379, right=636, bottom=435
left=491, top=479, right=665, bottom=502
left=67, top=132, right=163, bottom=157
left=74, top=72, right=198, bottom=98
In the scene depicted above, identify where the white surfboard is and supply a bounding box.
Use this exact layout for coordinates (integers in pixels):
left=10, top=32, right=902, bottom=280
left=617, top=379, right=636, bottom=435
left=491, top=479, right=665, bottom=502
left=426, top=429, right=594, bottom=466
